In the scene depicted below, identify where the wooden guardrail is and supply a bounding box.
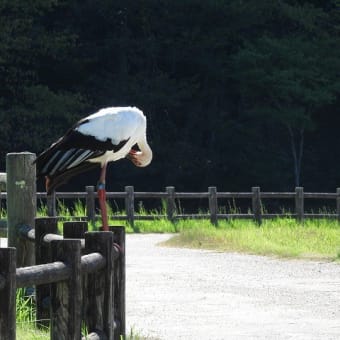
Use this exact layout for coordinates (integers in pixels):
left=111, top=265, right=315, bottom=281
left=32, top=186, right=340, bottom=226
left=1, top=185, right=340, bottom=230
left=0, top=217, right=125, bottom=340
left=1, top=153, right=340, bottom=231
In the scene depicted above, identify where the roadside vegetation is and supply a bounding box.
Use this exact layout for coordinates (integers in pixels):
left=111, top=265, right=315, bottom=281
left=16, top=289, right=48, bottom=340
left=163, top=218, right=340, bottom=261
left=34, top=200, right=340, bottom=261
left=16, top=288, right=155, bottom=340
left=6, top=200, right=340, bottom=338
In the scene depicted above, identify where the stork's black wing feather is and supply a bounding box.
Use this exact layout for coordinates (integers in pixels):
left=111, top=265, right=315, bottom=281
left=44, top=161, right=100, bottom=194
left=35, top=117, right=130, bottom=193
left=35, top=127, right=129, bottom=179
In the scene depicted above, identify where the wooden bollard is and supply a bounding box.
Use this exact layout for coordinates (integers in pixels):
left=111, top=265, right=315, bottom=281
left=111, top=226, right=126, bottom=339
left=208, top=186, right=218, bottom=225
left=166, top=186, right=176, bottom=222
left=85, top=231, right=115, bottom=339
left=47, top=190, right=57, bottom=217
left=252, top=186, right=262, bottom=225
left=0, top=172, right=6, bottom=191
left=0, top=247, right=16, bottom=340
left=63, top=221, right=88, bottom=240
left=6, top=152, right=36, bottom=267
left=63, top=220, right=88, bottom=321
left=35, top=217, right=58, bottom=328
left=125, top=186, right=135, bottom=230
left=86, top=186, right=96, bottom=226
left=50, top=239, right=82, bottom=340
left=295, top=187, right=304, bottom=222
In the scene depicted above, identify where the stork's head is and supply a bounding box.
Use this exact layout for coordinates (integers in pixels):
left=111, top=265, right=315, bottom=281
left=127, top=148, right=152, bottom=167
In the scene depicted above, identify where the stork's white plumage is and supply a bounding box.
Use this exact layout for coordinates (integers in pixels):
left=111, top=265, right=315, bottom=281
left=35, top=106, right=153, bottom=230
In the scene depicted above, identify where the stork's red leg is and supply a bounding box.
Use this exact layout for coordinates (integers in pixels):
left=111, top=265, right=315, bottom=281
left=97, top=163, right=109, bottom=231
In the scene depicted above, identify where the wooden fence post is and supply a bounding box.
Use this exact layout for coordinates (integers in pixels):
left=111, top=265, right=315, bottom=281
left=252, top=186, right=262, bottom=225
left=47, top=190, right=57, bottom=217
left=208, top=186, right=218, bottom=225
left=63, top=220, right=88, bottom=324
left=295, top=187, right=304, bottom=222
left=50, top=240, right=82, bottom=340
left=85, top=231, right=115, bottom=339
left=125, top=186, right=135, bottom=229
left=0, top=191, right=6, bottom=236
left=111, top=226, right=126, bottom=339
left=166, top=186, right=176, bottom=222
left=35, top=217, right=59, bottom=328
left=86, top=186, right=96, bottom=226
left=0, top=172, right=6, bottom=191
left=6, top=152, right=36, bottom=267
left=0, top=172, right=7, bottom=237
left=0, top=247, right=16, bottom=340
left=63, top=221, right=88, bottom=240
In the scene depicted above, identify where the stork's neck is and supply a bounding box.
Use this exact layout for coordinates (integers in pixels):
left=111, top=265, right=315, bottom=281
left=138, top=137, right=153, bottom=167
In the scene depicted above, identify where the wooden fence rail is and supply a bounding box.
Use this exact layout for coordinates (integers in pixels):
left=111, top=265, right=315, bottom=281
left=2, top=185, right=340, bottom=231
left=0, top=217, right=125, bottom=340
left=28, top=185, right=340, bottom=224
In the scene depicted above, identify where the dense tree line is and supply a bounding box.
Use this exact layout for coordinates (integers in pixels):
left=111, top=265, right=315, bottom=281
left=0, top=0, right=339, bottom=193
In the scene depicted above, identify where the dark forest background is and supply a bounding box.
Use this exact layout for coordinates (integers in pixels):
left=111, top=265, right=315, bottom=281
left=1, top=0, right=340, bottom=193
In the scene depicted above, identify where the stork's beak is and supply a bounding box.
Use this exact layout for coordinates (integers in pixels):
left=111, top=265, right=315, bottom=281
left=126, top=149, right=142, bottom=166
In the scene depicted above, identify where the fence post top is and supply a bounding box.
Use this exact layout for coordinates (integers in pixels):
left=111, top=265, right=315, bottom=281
left=6, top=152, right=36, bottom=157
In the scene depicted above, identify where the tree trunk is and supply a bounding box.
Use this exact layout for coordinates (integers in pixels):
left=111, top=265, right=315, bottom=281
left=287, top=125, right=304, bottom=187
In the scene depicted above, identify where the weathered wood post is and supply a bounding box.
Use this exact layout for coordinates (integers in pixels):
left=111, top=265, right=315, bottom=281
left=0, top=172, right=6, bottom=191
left=295, top=187, right=304, bottom=222
left=0, top=191, right=6, bottom=236
left=166, top=186, right=176, bottom=222
left=35, top=217, right=59, bottom=328
left=0, top=173, right=6, bottom=233
left=63, top=221, right=88, bottom=240
left=50, top=239, right=82, bottom=340
left=86, top=185, right=96, bottom=226
left=252, top=186, right=262, bottom=225
left=336, top=188, right=340, bottom=222
left=0, top=247, right=16, bottom=340
left=47, top=190, right=57, bottom=217
left=85, top=231, right=115, bottom=339
left=6, top=152, right=36, bottom=267
left=125, top=186, right=135, bottom=229
left=208, top=186, right=218, bottom=225
left=111, top=226, right=126, bottom=339
left=63, top=220, right=88, bottom=324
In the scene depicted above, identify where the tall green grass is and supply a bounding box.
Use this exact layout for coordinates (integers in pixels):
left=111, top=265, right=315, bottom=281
left=36, top=199, right=179, bottom=233
left=16, top=288, right=49, bottom=339
left=32, top=200, right=340, bottom=261
left=10, top=201, right=340, bottom=339
left=15, top=288, right=155, bottom=339
left=163, top=217, right=340, bottom=261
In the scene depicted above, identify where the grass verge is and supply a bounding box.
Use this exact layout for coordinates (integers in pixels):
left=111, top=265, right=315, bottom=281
left=163, top=218, right=340, bottom=261
left=36, top=200, right=340, bottom=260
left=15, top=288, right=157, bottom=340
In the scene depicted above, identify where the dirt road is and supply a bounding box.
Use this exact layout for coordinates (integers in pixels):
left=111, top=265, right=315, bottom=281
left=126, top=234, right=340, bottom=340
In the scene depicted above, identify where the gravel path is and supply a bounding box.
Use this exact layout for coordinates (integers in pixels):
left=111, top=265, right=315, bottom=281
left=126, top=234, right=340, bottom=340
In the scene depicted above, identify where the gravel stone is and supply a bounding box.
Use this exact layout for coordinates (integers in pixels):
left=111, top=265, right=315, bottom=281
left=126, top=234, right=340, bottom=340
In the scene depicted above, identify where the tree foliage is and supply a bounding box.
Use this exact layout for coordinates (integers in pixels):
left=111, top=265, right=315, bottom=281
left=0, top=0, right=339, bottom=192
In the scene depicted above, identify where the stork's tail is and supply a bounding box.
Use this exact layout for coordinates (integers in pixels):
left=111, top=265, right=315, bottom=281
left=44, top=161, right=99, bottom=194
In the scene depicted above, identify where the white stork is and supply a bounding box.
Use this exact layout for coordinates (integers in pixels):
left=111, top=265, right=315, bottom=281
left=35, top=106, right=153, bottom=230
